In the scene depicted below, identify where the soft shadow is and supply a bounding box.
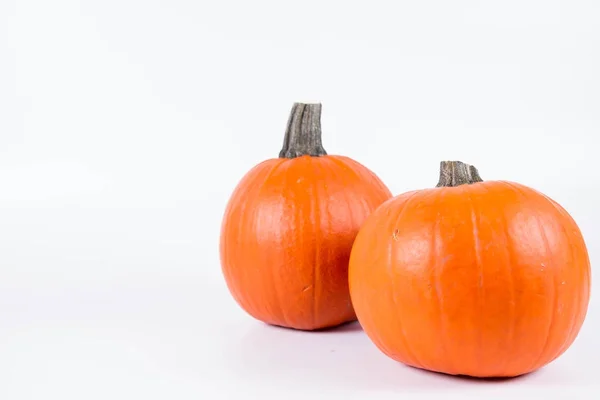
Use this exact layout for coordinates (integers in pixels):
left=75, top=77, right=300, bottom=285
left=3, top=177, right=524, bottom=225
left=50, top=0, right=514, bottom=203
left=315, top=320, right=364, bottom=333
left=226, top=322, right=512, bottom=392
left=225, top=320, right=594, bottom=391
left=404, top=363, right=538, bottom=384
left=263, top=320, right=363, bottom=334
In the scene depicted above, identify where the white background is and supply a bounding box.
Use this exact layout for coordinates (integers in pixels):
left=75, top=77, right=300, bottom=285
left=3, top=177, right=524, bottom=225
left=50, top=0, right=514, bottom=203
left=1, top=0, right=599, bottom=398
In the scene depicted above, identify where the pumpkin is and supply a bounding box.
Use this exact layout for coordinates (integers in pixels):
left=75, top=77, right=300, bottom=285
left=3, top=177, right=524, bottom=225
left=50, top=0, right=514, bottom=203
left=348, top=160, right=591, bottom=377
left=220, top=103, right=392, bottom=330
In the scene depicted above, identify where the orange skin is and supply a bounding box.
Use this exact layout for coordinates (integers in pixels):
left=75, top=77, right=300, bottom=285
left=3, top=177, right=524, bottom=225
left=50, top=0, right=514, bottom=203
left=220, top=155, right=392, bottom=330
left=349, top=181, right=591, bottom=377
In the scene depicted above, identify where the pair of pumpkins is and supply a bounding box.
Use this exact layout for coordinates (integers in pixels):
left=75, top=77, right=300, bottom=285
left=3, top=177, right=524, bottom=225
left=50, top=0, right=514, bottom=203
left=219, top=103, right=591, bottom=378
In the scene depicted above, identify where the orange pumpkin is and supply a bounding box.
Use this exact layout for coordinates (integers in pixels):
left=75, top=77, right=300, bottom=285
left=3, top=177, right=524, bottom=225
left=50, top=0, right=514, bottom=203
left=349, top=161, right=591, bottom=377
left=220, top=103, right=392, bottom=330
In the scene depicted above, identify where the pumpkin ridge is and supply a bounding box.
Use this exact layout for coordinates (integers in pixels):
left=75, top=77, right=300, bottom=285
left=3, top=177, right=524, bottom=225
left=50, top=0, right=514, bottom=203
left=344, top=156, right=390, bottom=195
left=310, top=157, right=321, bottom=328
left=430, top=189, right=454, bottom=374
left=481, top=182, right=516, bottom=376
left=233, top=164, right=271, bottom=315
left=330, top=157, right=369, bottom=214
left=541, top=193, right=584, bottom=363
left=325, top=157, right=357, bottom=236
left=466, top=186, right=485, bottom=375
left=256, top=159, right=290, bottom=326
left=389, top=190, right=424, bottom=369
left=329, top=156, right=392, bottom=210
left=503, top=182, right=558, bottom=372
left=323, top=156, right=365, bottom=323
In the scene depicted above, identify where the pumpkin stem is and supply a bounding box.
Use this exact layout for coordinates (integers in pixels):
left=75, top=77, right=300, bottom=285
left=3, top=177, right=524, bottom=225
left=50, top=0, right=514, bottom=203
left=436, top=161, right=483, bottom=187
left=279, top=103, right=327, bottom=159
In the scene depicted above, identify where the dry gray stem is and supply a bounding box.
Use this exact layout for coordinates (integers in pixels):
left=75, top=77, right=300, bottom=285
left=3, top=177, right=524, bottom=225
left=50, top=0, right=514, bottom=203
left=279, top=103, right=327, bottom=159
left=436, top=161, right=484, bottom=187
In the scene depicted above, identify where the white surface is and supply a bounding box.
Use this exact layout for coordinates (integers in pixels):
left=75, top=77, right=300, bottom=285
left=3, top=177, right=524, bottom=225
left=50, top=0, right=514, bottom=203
left=1, top=0, right=599, bottom=398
